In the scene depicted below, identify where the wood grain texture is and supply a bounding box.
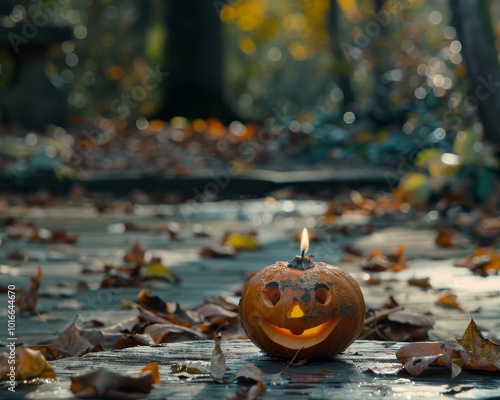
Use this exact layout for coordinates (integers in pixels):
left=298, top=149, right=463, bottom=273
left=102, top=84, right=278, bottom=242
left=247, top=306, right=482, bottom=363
left=23, top=339, right=497, bottom=399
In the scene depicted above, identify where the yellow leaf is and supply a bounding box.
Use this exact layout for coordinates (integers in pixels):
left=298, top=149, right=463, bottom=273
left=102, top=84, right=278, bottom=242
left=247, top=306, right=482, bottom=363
left=142, top=261, right=179, bottom=282
left=0, top=347, right=56, bottom=381
left=224, top=233, right=259, bottom=250
left=395, top=173, right=432, bottom=206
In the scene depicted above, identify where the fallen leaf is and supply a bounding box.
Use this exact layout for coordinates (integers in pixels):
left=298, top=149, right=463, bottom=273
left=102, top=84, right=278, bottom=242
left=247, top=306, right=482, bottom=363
left=46, top=320, right=95, bottom=358
left=396, top=342, right=456, bottom=376
left=69, top=363, right=159, bottom=399
left=141, top=259, right=180, bottom=283
left=454, top=247, right=500, bottom=275
left=312, top=369, right=340, bottom=376
left=195, top=302, right=239, bottom=326
left=51, top=229, right=79, bottom=244
left=210, top=336, right=266, bottom=398
left=408, top=277, right=432, bottom=289
left=224, top=232, right=259, bottom=250
left=16, top=266, right=43, bottom=314
left=361, top=246, right=407, bottom=272
left=170, top=361, right=211, bottom=377
left=396, top=318, right=500, bottom=377
left=144, top=323, right=204, bottom=343
left=435, top=226, right=453, bottom=248
left=140, top=362, right=160, bottom=384
left=110, top=334, right=155, bottom=350
left=124, top=240, right=148, bottom=265
left=226, top=381, right=266, bottom=400
left=440, top=384, right=475, bottom=395
left=7, top=249, right=24, bottom=260
left=236, top=363, right=263, bottom=383
left=100, top=273, right=142, bottom=289
left=435, top=290, right=462, bottom=310
left=362, top=306, right=434, bottom=342
left=456, top=319, right=500, bottom=371
left=0, top=347, right=56, bottom=381
left=210, top=333, right=229, bottom=383
left=200, top=243, right=237, bottom=258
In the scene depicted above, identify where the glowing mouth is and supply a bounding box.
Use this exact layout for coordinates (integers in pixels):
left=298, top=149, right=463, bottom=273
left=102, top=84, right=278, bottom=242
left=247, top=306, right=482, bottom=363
left=260, top=317, right=340, bottom=350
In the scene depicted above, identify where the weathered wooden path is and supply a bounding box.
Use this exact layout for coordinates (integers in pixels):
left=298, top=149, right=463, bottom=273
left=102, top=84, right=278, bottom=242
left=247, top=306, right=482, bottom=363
left=1, top=200, right=499, bottom=399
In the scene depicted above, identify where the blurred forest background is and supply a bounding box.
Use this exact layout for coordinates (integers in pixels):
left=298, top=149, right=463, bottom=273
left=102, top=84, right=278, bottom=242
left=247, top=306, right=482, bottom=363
left=1, top=0, right=499, bottom=130
left=0, top=0, right=499, bottom=206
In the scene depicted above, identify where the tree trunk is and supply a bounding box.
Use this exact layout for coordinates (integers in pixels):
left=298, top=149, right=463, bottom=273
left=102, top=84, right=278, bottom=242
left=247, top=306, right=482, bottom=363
left=152, top=0, right=237, bottom=123
left=327, top=0, right=355, bottom=112
left=450, top=0, right=500, bottom=145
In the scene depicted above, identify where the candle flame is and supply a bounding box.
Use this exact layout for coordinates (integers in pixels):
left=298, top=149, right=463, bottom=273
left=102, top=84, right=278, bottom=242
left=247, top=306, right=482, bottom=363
left=300, top=228, right=309, bottom=255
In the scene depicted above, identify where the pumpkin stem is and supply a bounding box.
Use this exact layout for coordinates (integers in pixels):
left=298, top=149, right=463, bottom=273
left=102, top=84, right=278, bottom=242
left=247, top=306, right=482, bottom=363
left=287, top=256, right=314, bottom=270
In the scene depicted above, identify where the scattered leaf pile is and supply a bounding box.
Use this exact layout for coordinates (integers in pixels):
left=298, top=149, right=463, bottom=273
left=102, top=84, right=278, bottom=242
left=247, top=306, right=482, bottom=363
left=6, top=220, right=78, bottom=244
left=361, top=245, right=408, bottom=272
left=454, top=247, right=500, bottom=275
left=397, top=318, right=500, bottom=377
left=360, top=298, right=434, bottom=341
left=98, top=240, right=181, bottom=288
left=27, top=289, right=241, bottom=363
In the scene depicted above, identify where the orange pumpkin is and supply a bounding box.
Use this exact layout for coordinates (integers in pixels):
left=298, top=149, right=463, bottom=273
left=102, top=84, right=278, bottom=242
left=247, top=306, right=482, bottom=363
left=239, top=256, right=365, bottom=360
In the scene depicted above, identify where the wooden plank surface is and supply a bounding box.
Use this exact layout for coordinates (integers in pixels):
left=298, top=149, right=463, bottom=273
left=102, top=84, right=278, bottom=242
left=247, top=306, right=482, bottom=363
left=10, top=339, right=498, bottom=399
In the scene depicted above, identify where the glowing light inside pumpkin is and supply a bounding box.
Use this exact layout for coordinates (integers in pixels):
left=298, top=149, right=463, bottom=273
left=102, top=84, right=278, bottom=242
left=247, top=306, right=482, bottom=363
left=261, top=316, right=341, bottom=348
left=301, top=228, right=309, bottom=255
left=288, top=303, right=305, bottom=318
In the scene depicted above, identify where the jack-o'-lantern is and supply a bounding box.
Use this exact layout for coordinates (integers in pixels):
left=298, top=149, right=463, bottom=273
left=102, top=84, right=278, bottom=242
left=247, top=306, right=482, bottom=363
left=239, top=229, right=365, bottom=360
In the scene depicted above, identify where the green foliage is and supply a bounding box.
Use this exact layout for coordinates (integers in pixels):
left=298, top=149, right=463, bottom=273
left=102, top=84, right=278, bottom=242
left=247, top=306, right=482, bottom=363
left=397, top=128, right=499, bottom=207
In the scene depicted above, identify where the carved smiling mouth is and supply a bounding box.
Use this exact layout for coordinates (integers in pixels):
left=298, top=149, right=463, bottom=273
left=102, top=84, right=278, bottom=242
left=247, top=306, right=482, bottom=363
left=260, top=317, right=340, bottom=350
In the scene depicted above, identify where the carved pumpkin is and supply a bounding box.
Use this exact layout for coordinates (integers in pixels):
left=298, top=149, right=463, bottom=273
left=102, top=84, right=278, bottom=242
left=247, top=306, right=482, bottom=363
left=239, top=255, right=365, bottom=360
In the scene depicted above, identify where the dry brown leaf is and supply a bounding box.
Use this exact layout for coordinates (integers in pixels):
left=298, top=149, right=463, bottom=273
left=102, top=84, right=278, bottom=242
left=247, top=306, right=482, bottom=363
left=100, top=273, right=142, bottom=289
left=140, top=362, right=160, bottom=384
left=170, top=361, right=211, bottom=377
left=0, top=347, right=56, bottom=381
left=124, top=240, right=148, bottom=265
left=361, top=246, right=407, bottom=272
left=435, top=290, right=462, bottom=310
left=312, top=369, right=340, bottom=376
left=235, top=363, right=263, bottom=383
left=210, top=336, right=266, bottom=398
left=69, top=363, right=159, bottom=399
left=111, top=334, right=155, bottom=350
left=144, top=323, right=203, bottom=343
left=200, top=243, right=237, bottom=258
left=195, top=303, right=239, bottom=328
left=137, top=290, right=200, bottom=326
left=227, top=381, right=266, bottom=400
left=362, top=308, right=434, bottom=342
left=137, top=289, right=172, bottom=316
left=454, top=247, right=500, bottom=275
left=49, top=321, right=95, bottom=358
left=210, top=333, right=229, bottom=383
left=397, top=318, right=500, bottom=377
left=435, top=226, right=453, bottom=248
left=456, top=319, right=500, bottom=371
left=16, top=266, right=43, bottom=314
left=408, top=277, right=432, bottom=289
left=51, top=229, right=79, bottom=244
left=396, top=342, right=449, bottom=375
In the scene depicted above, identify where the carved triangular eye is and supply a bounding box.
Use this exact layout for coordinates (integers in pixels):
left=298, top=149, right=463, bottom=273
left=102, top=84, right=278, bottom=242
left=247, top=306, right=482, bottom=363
left=264, top=281, right=280, bottom=306
left=314, top=283, right=331, bottom=305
